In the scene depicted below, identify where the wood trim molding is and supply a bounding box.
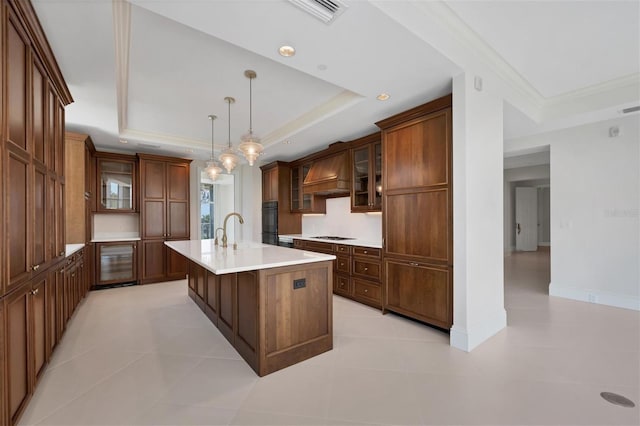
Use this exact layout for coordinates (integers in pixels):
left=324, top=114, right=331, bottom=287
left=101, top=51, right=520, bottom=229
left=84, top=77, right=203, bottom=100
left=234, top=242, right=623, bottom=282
left=375, top=94, right=452, bottom=130
left=10, top=0, right=73, bottom=105
left=136, top=153, right=192, bottom=164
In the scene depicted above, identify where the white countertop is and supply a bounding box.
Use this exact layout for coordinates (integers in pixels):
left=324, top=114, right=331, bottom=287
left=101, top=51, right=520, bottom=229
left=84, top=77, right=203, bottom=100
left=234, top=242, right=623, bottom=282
left=165, top=240, right=336, bottom=275
left=279, top=235, right=382, bottom=249
left=65, top=243, right=85, bottom=257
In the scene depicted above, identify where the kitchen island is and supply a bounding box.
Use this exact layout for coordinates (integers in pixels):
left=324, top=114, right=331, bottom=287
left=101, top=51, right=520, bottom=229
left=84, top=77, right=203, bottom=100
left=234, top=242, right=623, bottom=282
left=165, top=240, right=335, bottom=376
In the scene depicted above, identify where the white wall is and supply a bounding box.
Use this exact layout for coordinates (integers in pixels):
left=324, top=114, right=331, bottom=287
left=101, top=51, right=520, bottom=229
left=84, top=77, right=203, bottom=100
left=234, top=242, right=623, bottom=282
left=92, top=213, right=139, bottom=240
left=237, top=164, right=262, bottom=243
left=549, top=115, right=639, bottom=310
left=451, top=72, right=506, bottom=352
left=301, top=197, right=382, bottom=243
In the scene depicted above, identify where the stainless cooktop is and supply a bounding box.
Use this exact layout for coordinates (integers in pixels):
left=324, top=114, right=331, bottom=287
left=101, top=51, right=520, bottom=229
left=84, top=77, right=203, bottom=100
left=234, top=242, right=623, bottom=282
left=312, top=236, right=355, bottom=241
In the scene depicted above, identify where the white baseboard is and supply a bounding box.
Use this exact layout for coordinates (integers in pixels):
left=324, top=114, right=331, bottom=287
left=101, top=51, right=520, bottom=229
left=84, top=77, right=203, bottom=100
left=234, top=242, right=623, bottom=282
left=450, top=308, right=507, bottom=352
left=538, top=242, right=551, bottom=247
left=549, top=282, right=640, bottom=311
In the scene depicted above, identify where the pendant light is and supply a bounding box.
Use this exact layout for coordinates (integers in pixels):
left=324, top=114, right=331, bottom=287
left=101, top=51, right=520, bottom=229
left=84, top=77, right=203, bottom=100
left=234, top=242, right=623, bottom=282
left=219, top=97, right=239, bottom=173
left=238, top=70, right=263, bottom=166
left=205, top=115, right=223, bottom=181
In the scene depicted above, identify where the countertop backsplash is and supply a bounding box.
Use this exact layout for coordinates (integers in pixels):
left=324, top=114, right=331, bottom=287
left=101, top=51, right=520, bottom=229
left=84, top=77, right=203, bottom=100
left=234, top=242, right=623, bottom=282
left=92, top=213, right=140, bottom=241
left=301, top=197, right=382, bottom=243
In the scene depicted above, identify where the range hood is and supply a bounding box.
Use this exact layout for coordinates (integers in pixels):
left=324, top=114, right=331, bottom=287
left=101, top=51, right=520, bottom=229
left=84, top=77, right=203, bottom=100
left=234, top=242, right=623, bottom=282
left=303, top=151, right=351, bottom=196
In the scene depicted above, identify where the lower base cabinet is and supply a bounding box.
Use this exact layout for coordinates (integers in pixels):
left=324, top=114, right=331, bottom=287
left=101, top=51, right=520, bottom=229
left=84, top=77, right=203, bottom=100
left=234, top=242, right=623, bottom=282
left=141, top=240, right=187, bottom=284
left=1, top=248, right=89, bottom=425
left=384, top=258, right=452, bottom=329
left=186, top=259, right=333, bottom=376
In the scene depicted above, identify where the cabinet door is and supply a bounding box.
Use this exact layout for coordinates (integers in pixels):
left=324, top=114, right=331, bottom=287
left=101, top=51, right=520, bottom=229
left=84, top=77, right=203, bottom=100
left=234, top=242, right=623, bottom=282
left=32, top=59, right=46, bottom=166
left=218, top=274, right=236, bottom=344
left=6, top=147, right=30, bottom=292
left=351, top=145, right=370, bottom=211
left=6, top=283, right=31, bottom=424
left=6, top=10, right=29, bottom=152
left=0, top=300, right=6, bottom=426
left=97, top=159, right=135, bottom=212
left=290, top=166, right=300, bottom=211
left=47, top=266, right=60, bottom=354
left=383, top=109, right=450, bottom=192
left=167, top=163, right=189, bottom=239
left=141, top=160, right=166, bottom=239
left=371, top=142, right=382, bottom=210
left=166, top=245, right=187, bottom=281
left=32, top=276, right=47, bottom=383
left=204, top=271, right=218, bottom=324
left=384, top=259, right=452, bottom=329
left=33, top=163, right=47, bottom=269
left=141, top=240, right=166, bottom=283
left=262, top=167, right=277, bottom=202
left=55, top=180, right=66, bottom=259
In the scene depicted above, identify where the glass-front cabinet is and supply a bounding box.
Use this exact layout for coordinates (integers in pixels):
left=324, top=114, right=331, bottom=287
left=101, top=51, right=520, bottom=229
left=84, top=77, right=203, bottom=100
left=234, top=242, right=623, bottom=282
left=351, top=137, right=382, bottom=212
left=96, top=154, right=137, bottom=212
left=291, top=162, right=325, bottom=213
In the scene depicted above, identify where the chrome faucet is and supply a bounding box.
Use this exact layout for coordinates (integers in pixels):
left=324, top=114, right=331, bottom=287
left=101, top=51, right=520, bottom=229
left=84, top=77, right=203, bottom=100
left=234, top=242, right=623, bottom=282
left=222, top=212, right=244, bottom=248
left=213, top=227, right=224, bottom=246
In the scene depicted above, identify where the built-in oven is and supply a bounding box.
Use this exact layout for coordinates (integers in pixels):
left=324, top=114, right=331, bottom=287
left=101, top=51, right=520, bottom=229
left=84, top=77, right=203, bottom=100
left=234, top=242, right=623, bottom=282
left=278, top=235, right=294, bottom=248
left=95, top=241, right=138, bottom=287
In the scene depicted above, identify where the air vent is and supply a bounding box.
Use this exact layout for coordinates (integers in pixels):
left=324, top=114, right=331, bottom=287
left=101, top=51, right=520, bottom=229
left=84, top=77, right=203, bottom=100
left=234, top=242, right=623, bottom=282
left=621, top=105, right=640, bottom=114
left=288, top=0, right=348, bottom=24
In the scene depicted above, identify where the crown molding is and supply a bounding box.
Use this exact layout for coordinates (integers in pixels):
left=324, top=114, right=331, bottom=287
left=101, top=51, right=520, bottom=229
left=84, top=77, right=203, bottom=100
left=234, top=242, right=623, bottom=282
left=113, top=0, right=131, bottom=133
left=261, top=90, right=363, bottom=147
left=545, top=73, right=640, bottom=105
left=120, top=128, right=213, bottom=151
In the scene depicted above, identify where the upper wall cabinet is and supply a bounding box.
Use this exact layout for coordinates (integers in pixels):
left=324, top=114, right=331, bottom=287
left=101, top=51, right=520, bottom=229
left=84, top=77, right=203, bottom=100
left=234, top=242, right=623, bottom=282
left=95, top=153, right=137, bottom=213
left=350, top=133, right=381, bottom=212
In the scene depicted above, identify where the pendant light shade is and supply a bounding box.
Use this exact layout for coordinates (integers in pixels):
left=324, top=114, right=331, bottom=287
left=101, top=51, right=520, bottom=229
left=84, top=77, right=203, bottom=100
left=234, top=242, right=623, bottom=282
left=205, top=115, right=223, bottom=181
left=238, top=70, right=263, bottom=166
left=219, top=97, right=239, bottom=173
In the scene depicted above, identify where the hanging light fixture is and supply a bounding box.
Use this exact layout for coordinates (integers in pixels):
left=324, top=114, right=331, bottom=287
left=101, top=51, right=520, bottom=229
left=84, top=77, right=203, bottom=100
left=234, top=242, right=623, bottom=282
left=205, top=115, right=223, bottom=181
left=238, top=70, right=264, bottom=166
left=219, top=97, right=239, bottom=173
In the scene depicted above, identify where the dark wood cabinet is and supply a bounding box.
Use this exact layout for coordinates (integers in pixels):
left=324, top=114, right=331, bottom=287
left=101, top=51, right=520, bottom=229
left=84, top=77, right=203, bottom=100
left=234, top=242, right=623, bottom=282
left=376, top=95, right=453, bottom=329
left=5, top=283, right=30, bottom=425
left=260, top=162, right=302, bottom=236
left=350, top=133, right=382, bottom=212
left=1, top=1, right=73, bottom=423
left=138, top=154, right=191, bottom=284
left=294, top=240, right=382, bottom=309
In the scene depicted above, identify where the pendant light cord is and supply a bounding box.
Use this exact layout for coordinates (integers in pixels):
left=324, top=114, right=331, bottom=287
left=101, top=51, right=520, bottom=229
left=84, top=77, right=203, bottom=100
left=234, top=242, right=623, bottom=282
left=227, top=98, right=232, bottom=149
left=210, top=118, right=215, bottom=159
left=249, top=76, right=253, bottom=134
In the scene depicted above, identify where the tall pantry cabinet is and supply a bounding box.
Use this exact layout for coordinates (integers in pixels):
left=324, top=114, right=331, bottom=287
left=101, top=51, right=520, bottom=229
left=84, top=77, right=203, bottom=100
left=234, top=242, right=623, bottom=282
left=376, top=95, right=453, bottom=330
left=1, top=1, right=74, bottom=424
left=138, top=154, right=191, bottom=284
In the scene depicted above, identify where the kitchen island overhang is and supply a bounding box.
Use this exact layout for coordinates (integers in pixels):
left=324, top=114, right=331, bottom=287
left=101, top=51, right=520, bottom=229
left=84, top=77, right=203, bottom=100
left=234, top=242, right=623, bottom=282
left=165, top=240, right=336, bottom=376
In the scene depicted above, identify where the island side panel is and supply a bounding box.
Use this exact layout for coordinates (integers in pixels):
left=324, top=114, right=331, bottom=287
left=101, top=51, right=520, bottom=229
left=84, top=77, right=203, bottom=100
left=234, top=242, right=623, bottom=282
left=234, top=271, right=259, bottom=372
left=258, top=260, right=333, bottom=376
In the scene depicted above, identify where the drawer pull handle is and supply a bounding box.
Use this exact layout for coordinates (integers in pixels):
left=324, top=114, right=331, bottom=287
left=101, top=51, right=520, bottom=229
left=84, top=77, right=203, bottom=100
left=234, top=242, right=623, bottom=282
left=59, top=251, right=65, bottom=256
left=31, top=289, right=39, bottom=296
left=363, top=250, right=368, bottom=254
left=409, top=262, right=420, bottom=266
left=364, top=289, right=368, bottom=293
left=32, top=264, right=40, bottom=271
left=364, top=267, right=368, bottom=271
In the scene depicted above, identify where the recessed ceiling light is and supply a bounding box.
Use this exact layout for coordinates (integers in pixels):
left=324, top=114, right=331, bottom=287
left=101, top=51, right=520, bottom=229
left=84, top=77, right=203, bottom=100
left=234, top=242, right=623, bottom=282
left=119, top=139, right=128, bottom=144
left=283, top=140, right=291, bottom=144
left=278, top=45, right=296, bottom=57
left=376, top=93, right=390, bottom=101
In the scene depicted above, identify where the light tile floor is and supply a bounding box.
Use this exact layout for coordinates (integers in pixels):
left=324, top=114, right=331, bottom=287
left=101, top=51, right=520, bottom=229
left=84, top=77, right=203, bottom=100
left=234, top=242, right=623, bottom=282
left=19, top=251, right=639, bottom=425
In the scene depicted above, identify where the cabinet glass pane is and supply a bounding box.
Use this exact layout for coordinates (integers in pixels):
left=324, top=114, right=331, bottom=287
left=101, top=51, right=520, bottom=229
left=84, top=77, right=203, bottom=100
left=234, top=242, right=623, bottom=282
left=302, top=165, right=312, bottom=210
left=99, top=244, right=134, bottom=282
left=291, top=168, right=300, bottom=210
left=373, top=142, right=382, bottom=208
left=353, top=146, right=369, bottom=208
left=100, top=160, right=133, bottom=210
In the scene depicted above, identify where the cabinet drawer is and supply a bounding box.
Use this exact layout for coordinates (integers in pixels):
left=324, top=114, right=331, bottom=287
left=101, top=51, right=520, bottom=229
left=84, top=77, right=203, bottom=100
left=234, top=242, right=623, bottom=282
left=336, top=255, right=350, bottom=274
left=352, top=259, right=381, bottom=281
left=293, top=239, right=304, bottom=249
left=353, top=279, right=381, bottom=305
left=352, top=246, right=380, bottom=259
left=334, top=274, right=351, bottom=297
left=335, top=244, right=351, bottom=255
left=303, top=240, right=334, bottom=254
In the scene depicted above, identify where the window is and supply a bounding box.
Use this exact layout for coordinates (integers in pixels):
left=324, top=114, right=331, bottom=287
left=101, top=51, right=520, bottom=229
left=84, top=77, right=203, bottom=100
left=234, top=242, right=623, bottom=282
left=200, top=183, right=214, bottom=239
